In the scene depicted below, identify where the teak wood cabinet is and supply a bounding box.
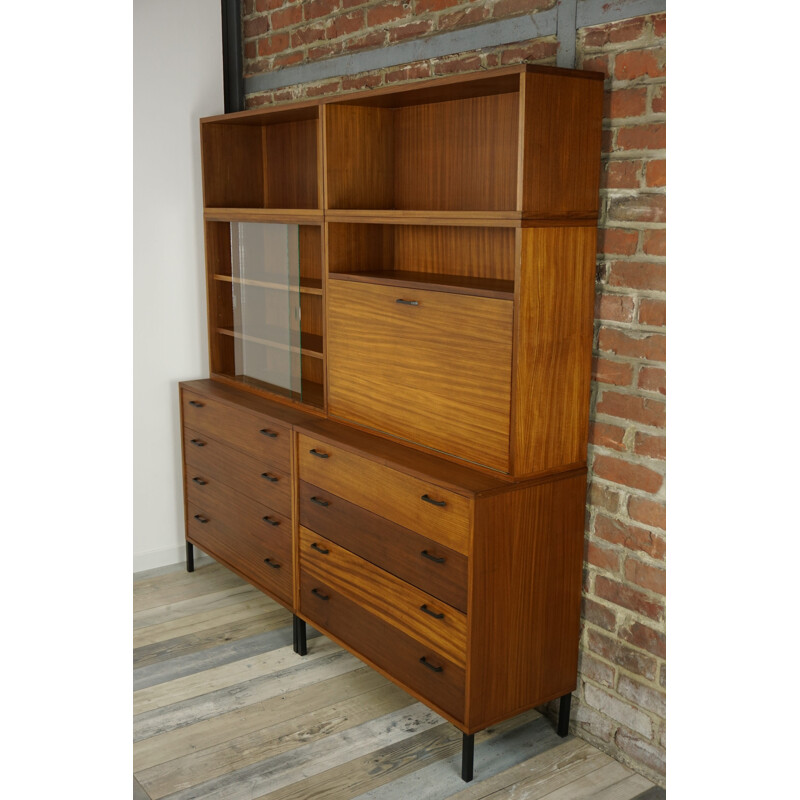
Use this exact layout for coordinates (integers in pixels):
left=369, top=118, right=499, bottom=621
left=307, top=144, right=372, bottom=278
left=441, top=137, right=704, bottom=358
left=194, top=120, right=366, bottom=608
left=180, top=65, right=603, bottom=781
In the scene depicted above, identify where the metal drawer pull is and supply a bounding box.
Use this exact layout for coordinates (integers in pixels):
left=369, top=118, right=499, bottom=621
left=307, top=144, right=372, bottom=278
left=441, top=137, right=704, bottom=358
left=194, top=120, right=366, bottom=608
left=188, top=400, right=204, bottom=408
left=309, top=448, right=329, bottom=458
left=263, top=558, right=281, bottom=569
left=193, top=514, right=209, bottom=524
left=396, top=298, right=419, bottom=306
left=421, top=494, right=446, bottom=507
left=192, top=476, right=207, bottom=486
left=262, top=516, right=280, bottom=526
left=190, top=439, right=206, bottom=447
left=420, top=604, right=445, bottom=620
left=311, top=543, right=330, bottom=555
left=261, top=472, right=279, bottom=482
left=419, top=656, right=443, bottom=673
left=311, top=588, right=330, bottom=601
left=310, top=496, right=330, bottom=507
left=420, top=550, right=445, bottom=564
left=260, top=429, right=278, bottom=438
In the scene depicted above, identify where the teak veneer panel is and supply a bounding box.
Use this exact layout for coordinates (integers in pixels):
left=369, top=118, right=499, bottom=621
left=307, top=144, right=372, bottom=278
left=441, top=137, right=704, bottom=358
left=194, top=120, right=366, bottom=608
left=299, top=527, right=467, bottom=667
left=296, top=433, right=472, bottom=554
left=511, top=226, right=596, bottom=476
left=326, top=280, right=513, bottom=473
left=466, top=471, right=586, bottom=731
left=298, top=480, right=468, bottom=612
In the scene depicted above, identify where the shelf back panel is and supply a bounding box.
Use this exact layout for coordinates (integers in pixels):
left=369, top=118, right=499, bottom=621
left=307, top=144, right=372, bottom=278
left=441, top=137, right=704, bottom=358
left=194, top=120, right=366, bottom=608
left=325, top=93, right=519, bottom=212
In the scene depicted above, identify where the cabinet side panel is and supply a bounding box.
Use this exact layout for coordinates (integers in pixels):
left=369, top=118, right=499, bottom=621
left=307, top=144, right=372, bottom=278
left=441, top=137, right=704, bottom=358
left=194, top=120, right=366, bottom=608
left=521, top=74, right=603, bottom=217
left=513, top=226, right=596, bottom=475
left=468, top=472, right=586, bottom=730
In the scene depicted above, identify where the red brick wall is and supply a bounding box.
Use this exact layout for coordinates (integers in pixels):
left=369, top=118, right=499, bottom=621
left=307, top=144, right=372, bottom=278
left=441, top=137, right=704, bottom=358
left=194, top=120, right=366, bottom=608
left=242, top=1, right=666, bottom=786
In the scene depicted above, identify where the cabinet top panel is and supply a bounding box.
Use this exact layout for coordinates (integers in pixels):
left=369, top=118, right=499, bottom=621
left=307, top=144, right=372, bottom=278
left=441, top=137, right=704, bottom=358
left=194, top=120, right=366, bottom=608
left=200, top=65, right=603, bottom=126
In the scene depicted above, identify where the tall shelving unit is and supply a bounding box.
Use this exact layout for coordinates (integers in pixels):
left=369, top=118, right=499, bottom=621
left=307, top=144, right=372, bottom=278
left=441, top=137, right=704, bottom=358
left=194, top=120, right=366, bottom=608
left=181, top=64, right=603, bottom=781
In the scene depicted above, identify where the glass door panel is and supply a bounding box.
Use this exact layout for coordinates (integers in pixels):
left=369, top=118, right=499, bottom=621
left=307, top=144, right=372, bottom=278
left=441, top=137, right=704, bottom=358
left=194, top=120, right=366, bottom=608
left=229, top=222, right=302, bottom=397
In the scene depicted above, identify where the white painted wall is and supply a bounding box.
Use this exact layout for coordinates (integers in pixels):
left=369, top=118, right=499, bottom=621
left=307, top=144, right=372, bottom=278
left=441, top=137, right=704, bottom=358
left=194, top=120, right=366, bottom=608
left=133, top=0, right=224, bottom=571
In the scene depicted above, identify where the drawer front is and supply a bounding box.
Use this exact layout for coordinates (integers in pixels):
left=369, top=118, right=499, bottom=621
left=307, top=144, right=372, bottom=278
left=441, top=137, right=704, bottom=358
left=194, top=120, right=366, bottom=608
left=297, top=434, right=471, bottom=555
left=185, top=483, right=291, bottom=603
left=300, top=528, right=466, bottom=667
left=326, top=280, right=513, bottom=472
left=299, top=571, right=465, bottom=722
left=184, top=427, right=291, bottom=515
left=299, top=481, right=467, bottom=612
left=181, top=389, right=291, bottom=471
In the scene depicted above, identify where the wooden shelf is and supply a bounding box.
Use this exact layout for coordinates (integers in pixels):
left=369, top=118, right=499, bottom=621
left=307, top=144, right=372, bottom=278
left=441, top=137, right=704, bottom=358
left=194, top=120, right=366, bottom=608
left=328, top=271, right=514, bottom=301
left=217, top=327, right=323, bottom=359
left=214, top=373, right=325, bottom=410
left=324, top=210, right=523, bottom=227
left=205, top=208, right=324, bottom=224
left=214, top=274, right=322, bottom=296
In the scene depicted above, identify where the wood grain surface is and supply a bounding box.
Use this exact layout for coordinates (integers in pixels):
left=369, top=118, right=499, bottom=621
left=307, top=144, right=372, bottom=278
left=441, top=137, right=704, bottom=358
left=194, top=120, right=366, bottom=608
left=326, top=280, right=513, bottom=472
left=133, top=562, right=663, bottom=799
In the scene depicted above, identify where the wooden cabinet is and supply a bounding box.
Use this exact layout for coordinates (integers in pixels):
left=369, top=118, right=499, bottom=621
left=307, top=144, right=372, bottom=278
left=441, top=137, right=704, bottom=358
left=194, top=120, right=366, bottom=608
left=181, top=64, right=603, bottom=781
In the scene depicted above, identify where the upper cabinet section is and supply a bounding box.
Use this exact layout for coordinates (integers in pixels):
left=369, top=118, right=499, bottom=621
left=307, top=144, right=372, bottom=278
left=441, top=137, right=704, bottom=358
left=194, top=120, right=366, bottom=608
left=201, top=102, right=321, bottom=212
left=322, top=66, right=603, bottom=222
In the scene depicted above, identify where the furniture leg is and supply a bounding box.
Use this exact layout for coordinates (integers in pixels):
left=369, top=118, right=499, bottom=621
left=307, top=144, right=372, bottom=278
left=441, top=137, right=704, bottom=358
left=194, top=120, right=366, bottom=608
left=186, top=541, right=194, bottom=573
left=557, top=692, right=572, bottom=737
left=461, top=732, right=474, bottom=782
left=293, top=615, right=307, bottom=656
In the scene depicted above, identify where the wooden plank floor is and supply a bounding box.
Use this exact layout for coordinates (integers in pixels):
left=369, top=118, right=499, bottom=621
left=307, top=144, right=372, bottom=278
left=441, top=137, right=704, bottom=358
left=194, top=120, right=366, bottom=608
left=133, top=559, right=666, bottom=800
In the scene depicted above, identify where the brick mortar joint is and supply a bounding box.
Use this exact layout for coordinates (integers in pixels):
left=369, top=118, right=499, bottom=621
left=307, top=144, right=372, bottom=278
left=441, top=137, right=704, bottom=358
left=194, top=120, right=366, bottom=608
left=574, top=683, right=667, bottom=739
left=587, top=472, right=666, bottom=503
left=579, top=668, right=667, bottom=715
left=584, top=559, right=666, bottom=606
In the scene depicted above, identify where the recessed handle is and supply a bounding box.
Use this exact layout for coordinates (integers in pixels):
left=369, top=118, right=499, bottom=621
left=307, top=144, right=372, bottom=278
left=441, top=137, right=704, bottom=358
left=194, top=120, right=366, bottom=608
left=311, top=588, right=329, bottom=601
left=190, top=439, right=206, bottom=448
left=396, top=298, right=419, bottom=306
left=420, top=550, right=446, bottom=564
left=188, top=400, right=204, bottom=408
left=311, top=542, right=330, bottom=555
left=421, top=494, right=446, bottom=507
left=420, top=604, right=445, bottom=620
left=263, top=558, right=281, bottom=569
left=419, top=656, right=443, bottom=673
left=261, top=473, right=279, bottom=482
left=192, top=476, right=207, bottom=486
left=260, top=429, right=278, bottom=438
left=193, top=514, right=209, bottom=524
left=310, top=496, right=330, bottom=507
left=309, top=448, right=329, bottom=459
left=262, top=515, right=280, bottom=526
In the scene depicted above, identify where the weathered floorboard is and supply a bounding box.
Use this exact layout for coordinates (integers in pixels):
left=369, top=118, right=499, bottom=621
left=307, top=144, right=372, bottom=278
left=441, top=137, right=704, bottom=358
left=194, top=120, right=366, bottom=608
left=133, top=562, right=663, bottom=799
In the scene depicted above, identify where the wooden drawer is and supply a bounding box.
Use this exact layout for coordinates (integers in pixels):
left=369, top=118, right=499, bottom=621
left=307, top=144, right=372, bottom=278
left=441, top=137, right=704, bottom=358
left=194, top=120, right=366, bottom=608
left=185, top=482, right=291, bottom=603
left=299, top=571, right=465, bottom=722
left=326, top=279, right=513, bottom=472
left=183, top=427, right=291, bottom=515
left=300, top=527, right=466, bottom=667
left=181, top=388, right=291, bottom=472
left=298, top=481, right=467, bottom=612
left=297, top=433, right=471, bottom=554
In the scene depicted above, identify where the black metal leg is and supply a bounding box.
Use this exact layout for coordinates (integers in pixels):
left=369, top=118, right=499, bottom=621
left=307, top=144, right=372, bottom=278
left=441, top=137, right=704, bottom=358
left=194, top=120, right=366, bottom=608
left=557, top=692, right=572, bottom=737
left=293, top=615, right=307, bottom=656
left=461, top=732, right=474, bottom=782
left=186, top=541, right=194, bottom=573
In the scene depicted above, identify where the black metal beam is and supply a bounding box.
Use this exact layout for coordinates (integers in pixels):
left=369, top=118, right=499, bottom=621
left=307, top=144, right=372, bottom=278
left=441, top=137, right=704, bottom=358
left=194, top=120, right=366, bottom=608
left=221, top=0, right=244, bottom=113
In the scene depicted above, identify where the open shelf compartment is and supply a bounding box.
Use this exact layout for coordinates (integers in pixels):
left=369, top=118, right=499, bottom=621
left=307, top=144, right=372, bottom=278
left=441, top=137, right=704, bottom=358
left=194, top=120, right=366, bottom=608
left=327, top=222, right=516, bottom=300
left=201, top=102, right=321, bottom=211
